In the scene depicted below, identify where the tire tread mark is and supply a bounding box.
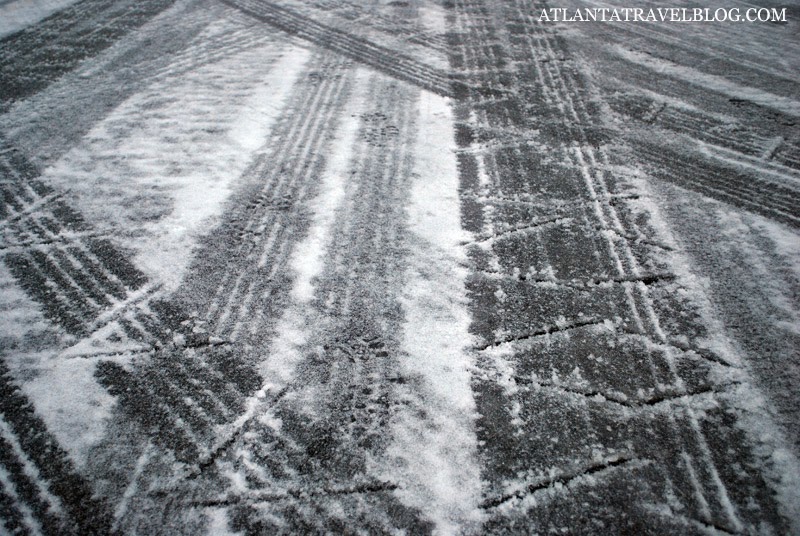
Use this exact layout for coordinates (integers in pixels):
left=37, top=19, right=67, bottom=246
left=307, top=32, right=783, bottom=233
left=0, top=0, right=178, bottom=108
left=226, top=73, right=430, bottom=534
left=0, top=433, right=62, bottom=536
left=635, top=141, right=800, bottom=227
left=448, top=0, right=778, bottom=531
left=218, top=0, right=452, bottom=96
left=0, top=360, right=115, bottom=535
left=1, top=142, right=152, bottom=338
left=200, top=55, right=352, bottom=341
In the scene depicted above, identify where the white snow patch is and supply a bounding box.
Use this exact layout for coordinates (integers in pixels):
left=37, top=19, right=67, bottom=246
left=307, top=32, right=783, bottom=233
left=721, top=383, right=800, bottom=533
left=383, top=91, right=484, bottom=534
left=255, top=309, right=309, bottom=386
left=227, top=47, right=311, bottom=153
left=41, top=43, right=311, bottom=292
left=0, top=0, right=79, bottom=38
left=205, top=508, right=243, bottom=536
left=18, top=358, right=117, bottom=468
left=417, top=3, right=448, bottom=35
left=752, top=217, right=800, bottom=285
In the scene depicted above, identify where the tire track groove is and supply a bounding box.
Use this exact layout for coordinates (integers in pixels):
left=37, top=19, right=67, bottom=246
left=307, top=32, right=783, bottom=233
left=448, top=0, right=783, bottom=531
left=0, top=360, right=115, bottom=535
left=0, top=140, right=169, bottom=344
left=95, top=54, right=356, bottom=470
left=0, top=0, right=178, bottom=109
left=526, top=4, right=750, bottom=528
left=200, top=54, right=353, bottom=340
left=209, top=73, right=434, bottom=534
left=218, top=0, right=452, bottom=96
left=311, top=0, right=449, bottom=53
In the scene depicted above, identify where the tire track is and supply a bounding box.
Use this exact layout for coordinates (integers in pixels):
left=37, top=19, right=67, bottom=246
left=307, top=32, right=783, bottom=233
left=95, top=52, right=356, bottom=467
left=0, top=140, right=153, bottom=340
left=1, top=17, right=294, bottom=348
left=100, top=68, right=432, bottom=534
left=592, top=53, right=800, bottom=227
left=447, top=0, right=787, bottom=532
left=309, top=0, right=449, bottom=54
left=210, top=73, right=432, bottom=534
left=597, top=44, right=800, bottom=133
left=577, top=9, right=800, bottom=91
left=608, top=94, right=793, bottom=163
left=218, top=0, right=452, bottom=97
left=145, top=15, right=277, bottom=84
left=511, top=3, right=769, bottom=529
left=0, top=136, right=220, bottom=470
left=0, top=0, right=245, bottom=176
left=95, top=343, right=261, bottom=463
left=633, top=140, right=800, bottom=228
left=187, top=53, right=354, bottom=341
left=1, top=166, right=231, bottom=468
left=0, top=359, right=115, bottom=535
left=607, top=92, right=800, bottom=178
left=0, top=0, right=177, bottom=110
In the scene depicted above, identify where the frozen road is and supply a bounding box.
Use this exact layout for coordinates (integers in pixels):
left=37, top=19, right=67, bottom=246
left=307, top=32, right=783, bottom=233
left=0, top=0, right=799, bottom=534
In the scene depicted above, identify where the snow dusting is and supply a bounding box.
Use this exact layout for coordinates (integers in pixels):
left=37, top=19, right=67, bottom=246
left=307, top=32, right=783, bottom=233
left=383, top=91, right=484, bottom=534
left=613, top=45, right=800, bottom=118
left=0, top=0, right=798, bottom=533
left=40, top=43, right=311, bottom=292
left=0, top=0, right=79, bottom=38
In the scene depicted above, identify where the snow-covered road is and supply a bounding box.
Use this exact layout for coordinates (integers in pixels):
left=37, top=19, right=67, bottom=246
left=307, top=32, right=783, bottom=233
left=0, top=0, right=798, bottom=534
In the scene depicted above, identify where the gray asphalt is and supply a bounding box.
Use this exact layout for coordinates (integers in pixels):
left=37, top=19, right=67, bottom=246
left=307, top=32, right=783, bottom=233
left=0, top=0, right=798, bottom=534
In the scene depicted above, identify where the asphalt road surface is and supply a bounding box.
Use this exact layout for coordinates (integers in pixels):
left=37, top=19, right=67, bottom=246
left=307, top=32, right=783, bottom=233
left=0, top=0, right=799, bottom=534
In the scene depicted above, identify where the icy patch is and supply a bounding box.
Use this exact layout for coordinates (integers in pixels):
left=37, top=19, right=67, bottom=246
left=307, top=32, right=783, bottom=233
left=383, top=91, right=484, bottom=534
left=0, top=0, right=79, bottom=38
